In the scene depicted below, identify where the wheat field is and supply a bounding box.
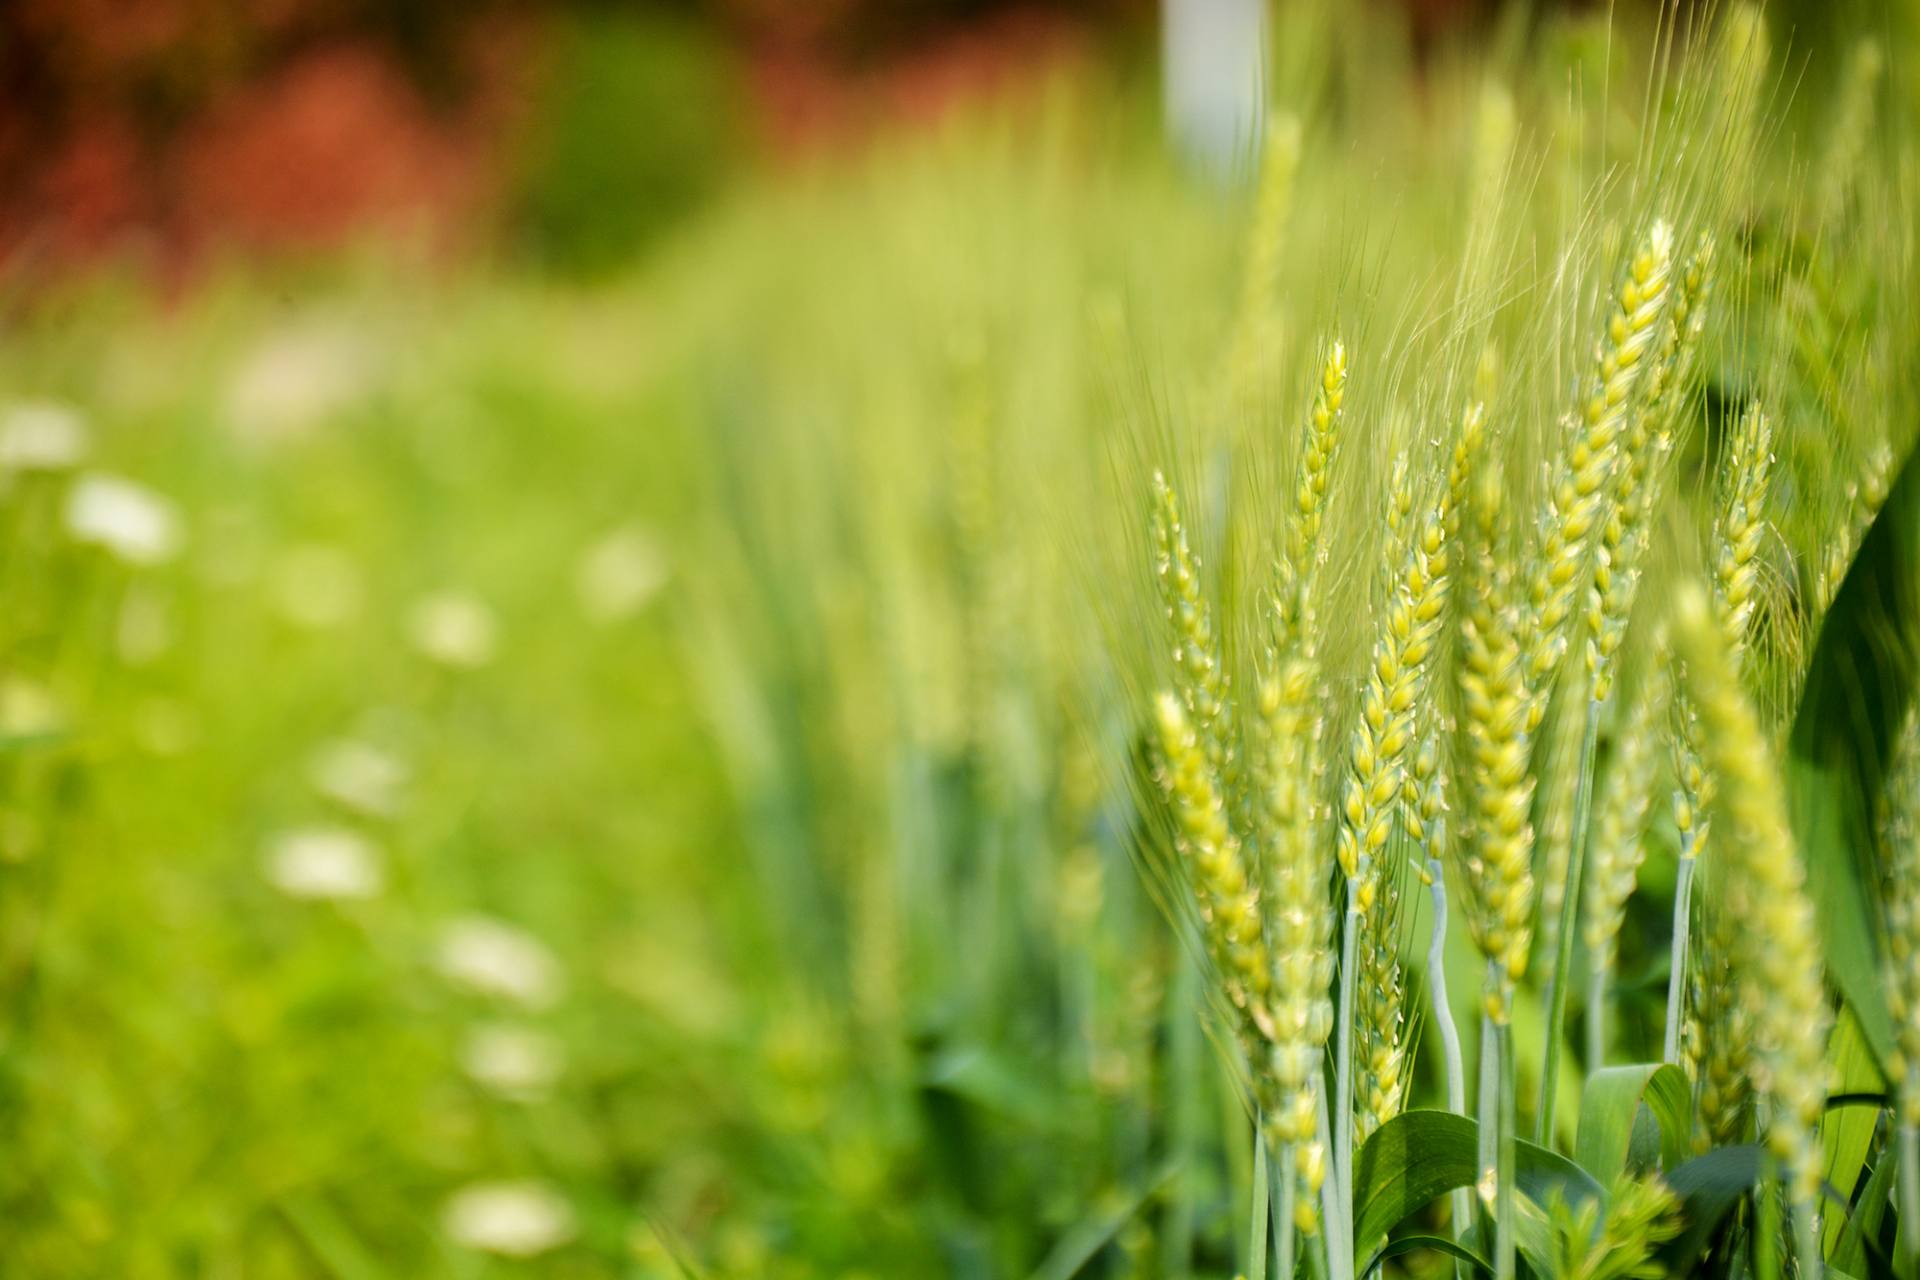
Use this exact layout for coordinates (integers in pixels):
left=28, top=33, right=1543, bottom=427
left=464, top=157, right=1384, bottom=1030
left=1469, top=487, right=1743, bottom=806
left=3, top=2, right=1920, bottom=1277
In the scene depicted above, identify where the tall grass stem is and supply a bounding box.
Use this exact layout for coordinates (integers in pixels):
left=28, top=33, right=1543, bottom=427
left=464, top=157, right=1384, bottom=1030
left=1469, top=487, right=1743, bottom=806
left=1663, top=836, right=1697, bottom=1064
left=1316, top=1078, right=1354, bottom=1280
left=1537, top=698, right=1602, bottom=1143
left=1336, top=882, right=1360, bottom=1226
left=1424, top=852, right=1471, bottom=1253
left=1276, top=1140, right=1297, bottom=1280
left=1899, top=1120, right=1919, bottom=1274
left=1585, top=961, right=1607, bottom=1073
left=1251, top=1124, right=1270, bottom=1280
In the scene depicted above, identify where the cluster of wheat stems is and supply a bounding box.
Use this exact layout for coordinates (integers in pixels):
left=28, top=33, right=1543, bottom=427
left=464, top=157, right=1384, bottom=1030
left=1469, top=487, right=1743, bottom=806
left=1135, top=10, right=1914, bottom=1280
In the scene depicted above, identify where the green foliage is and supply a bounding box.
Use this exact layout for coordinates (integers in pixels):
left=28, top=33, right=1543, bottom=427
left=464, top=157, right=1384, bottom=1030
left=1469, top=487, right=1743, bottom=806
left=1574, top=1066, right=1692, bottom=1183
left=1790, top=439, right=1920, bottom=1073
left=5, top=1, right=1920, bottom=1276
left=511, top=12, right=742, bottom=277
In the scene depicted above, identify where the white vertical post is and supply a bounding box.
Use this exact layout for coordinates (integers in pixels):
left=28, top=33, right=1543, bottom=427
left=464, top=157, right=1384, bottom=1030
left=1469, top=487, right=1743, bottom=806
left=1163, top=0, right=1267, bottom=183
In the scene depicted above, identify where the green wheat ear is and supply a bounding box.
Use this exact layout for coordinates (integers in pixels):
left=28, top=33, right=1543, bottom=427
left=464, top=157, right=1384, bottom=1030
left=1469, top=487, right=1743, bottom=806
left=1275, top=340, right=1350, bottom=659
left=1253, top=658, right=1332, bottom=1232
left=1152, top=470, right=1237, bottom=794
left=1588, top=231, right=1715, bottom=705
left=1344, top=425, right=1468, bottom=1140
left=1544, top=1174, right=1684, bottom=1280
left=1151, top=691, right=1271, bottom=1038
left=1526, top=220, right=1675, bottom=720
left=1227, top=112, right=1304, bottom=414
left=1671, top=402, right=1774, bottom=855
left=1673, top=584, right=1830, bottom=1212
left=1457, top=465, right=1535, bottom=1016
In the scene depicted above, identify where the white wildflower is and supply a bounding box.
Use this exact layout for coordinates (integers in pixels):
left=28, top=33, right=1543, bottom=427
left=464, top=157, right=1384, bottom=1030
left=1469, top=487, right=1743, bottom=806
left=309, top=739, right=406, bottom=819
left=272, top=544, right=365, bottom=629
left=66, top=474, right=183, bottom=566
left=0, top=401, right=89, bottom=471
left=0, top=677, right=65, bottom=741
left=410, top=593, right=497, bottom=669
left=575, top=525, right=667, bottom=623
left=441, top=1181, right=575, bottom=1257
left=435, top=916, right=564, bottom=1008
left=224, top=321, right=378, bottom=444
left=460, top=1024, right=564, bottom=1099
left=264, top=826, right=383, bottom=901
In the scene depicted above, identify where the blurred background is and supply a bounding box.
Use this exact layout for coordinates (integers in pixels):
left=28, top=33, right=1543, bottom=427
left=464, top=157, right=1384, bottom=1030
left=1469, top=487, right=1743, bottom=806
left=0, top=1, right=1896, bottom=1277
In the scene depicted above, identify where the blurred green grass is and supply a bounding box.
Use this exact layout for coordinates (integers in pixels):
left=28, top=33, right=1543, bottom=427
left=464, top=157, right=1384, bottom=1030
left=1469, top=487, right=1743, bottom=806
left=0, top=86, right=1246, bottom=1275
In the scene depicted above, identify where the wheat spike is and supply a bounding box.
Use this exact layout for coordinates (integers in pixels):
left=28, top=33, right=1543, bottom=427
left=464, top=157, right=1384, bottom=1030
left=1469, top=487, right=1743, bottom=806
left=1457, top=467, right=1536, bottom=1017
left=1152, top=693, right=1272, bottom=1036
left=1275, top=341, right=1351, bottom=658
left=1152, top=472, right=1238, bottom=796
left=1587, top=232, right=1715, bottom=703
left=1525, top=221, right=1676, bottom=718
left=1673, top=584, right=1830, bottom=1202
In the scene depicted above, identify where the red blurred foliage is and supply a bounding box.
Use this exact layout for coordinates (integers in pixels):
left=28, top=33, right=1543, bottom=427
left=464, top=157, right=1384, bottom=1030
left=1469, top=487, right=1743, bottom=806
left=0, top=0, right=538, bottom=285
left=173, top=44, right=491, bottom=256
left=747, top=7, right=1098, bottom=154
left=0, top=0, right=1126, bottom=285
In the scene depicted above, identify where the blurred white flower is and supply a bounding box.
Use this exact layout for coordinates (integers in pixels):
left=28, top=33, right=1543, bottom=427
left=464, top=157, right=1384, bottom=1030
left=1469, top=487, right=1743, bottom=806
left=66, top=474, right=183, bottom=566
left=460, top=1024, right=564, bottom=1100
left=0, top=677, right=65, bottom=741
left=0, top=401, right=89, bottom=471
left=435, top=916, right=563, bottom=1008
left=309, top=739, right=407, bottom=819
left=410, top=593, right=497, bottom=668
left=441, top=1181, right=575, bottom=1257
left=264, top=826, right=383, bottom=901
left=272, top=544, right=365, bottom=629
left=225, top=321, right=378, bottom=444
left=575, top=525, right=667, bottom=624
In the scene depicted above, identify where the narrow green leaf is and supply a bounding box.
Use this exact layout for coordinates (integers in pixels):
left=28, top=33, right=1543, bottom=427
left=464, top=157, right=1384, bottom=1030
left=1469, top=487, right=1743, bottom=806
left=1512, top=1190, right=1557, bottom=1280
left=1027, top=1163, right=1180, bottom=1280
left=278, top=1196, right=389, bottom=1280
left=1660, top=1144, right=1768, bottom=1272
left=1361, top=1234, right=1493, bottom=1276
left=1350, top=1109, right=1603, bottom=1255
left=1824, top=1006, right=1890, bottom=1258
left=1831, top=1152, right=1897, bottom=1276
left=1788, top=439, right=1920, bottom=1075
left=1573, top=1064, right=1692, bottom=1180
